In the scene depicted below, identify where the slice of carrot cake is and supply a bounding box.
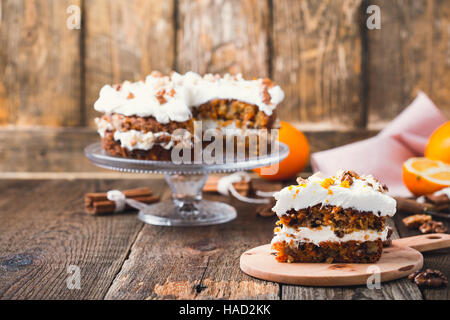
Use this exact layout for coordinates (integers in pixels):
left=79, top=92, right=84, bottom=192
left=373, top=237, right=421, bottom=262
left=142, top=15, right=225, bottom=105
left=94, top=71, right=284, bottom=160
left=271, top=170, right=396, bottom=263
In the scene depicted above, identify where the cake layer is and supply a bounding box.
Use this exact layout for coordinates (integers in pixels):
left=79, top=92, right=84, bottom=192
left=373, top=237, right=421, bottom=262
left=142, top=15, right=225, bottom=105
left=94, top=71, right=285, bottom=122
left=272, top=239, right=383, bottom=263
left=101, top=130, right=273, bottom=160
left=101, top=132, right=174, bottom=161
left=96, top=116, right=193, bottom=151
left=99, top=123, right=271, bottom=152
left=279, top=204, right=386, bottom=234
left=97, top=114, right=194, bottom=134
left=193, top=99, right=276, bottom=128
left=97, top=98, right=275, bottom=134
left=96, top=97, right=278, bottom=156
left=272, top=225, right=390, bottom=246
left=272, top=171, right=397, bottom=217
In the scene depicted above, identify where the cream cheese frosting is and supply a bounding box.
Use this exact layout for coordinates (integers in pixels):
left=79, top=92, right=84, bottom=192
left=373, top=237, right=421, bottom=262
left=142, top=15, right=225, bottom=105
left=94, top=75, right=192, bottom=123
left=113, top=130, right=174, bottom=151
left=271, top=225, right=390, bottom=246
left=272, top=170, right=397, bottom=217
left=94, top=71, right=285, bottom=123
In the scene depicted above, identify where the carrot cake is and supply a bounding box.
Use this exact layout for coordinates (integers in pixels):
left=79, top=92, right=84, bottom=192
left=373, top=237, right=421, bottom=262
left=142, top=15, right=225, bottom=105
left=271, top=170, right=396, bottom=263
left=94, top=71, right=284, bottom=160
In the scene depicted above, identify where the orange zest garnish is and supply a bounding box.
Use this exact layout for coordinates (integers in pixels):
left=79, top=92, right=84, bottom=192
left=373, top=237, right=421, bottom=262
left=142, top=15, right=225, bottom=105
left=340, top=180, right=350, bottom=188
left=321, top=178, right=334, bottom=189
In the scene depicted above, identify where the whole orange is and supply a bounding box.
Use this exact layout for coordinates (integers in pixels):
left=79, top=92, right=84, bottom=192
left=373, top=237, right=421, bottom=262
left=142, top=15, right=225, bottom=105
left=425, top=121, right=450, bottom=164
left=254, top=121, right=309, bottom=181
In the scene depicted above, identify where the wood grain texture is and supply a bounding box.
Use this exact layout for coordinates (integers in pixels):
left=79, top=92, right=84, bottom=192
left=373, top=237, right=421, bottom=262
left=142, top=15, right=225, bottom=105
left=105, top=181, right=281, bottom=300
left=394, top=210, right=450, bottom=300
left=84, top=0, right=175, bottom=126
left=281, top=218, right=423, bottom=300
left=393, top=233, right=450, bottom=253
left=0, top=128, right=99, bottom=173
left=0, top=0, right=82, bottom=126
left=429, top=0, right=450, bottom=120
left=367, top=0, right=450, bottom=128
left=0, top=179, right=164, bottom=299
left=176, top=0, right=269, bottom=77
left=272, top=0, right=365, bottom=128
left=0, top=0, right=449, bottom=129
left=0, top=178, right=448, bottom=300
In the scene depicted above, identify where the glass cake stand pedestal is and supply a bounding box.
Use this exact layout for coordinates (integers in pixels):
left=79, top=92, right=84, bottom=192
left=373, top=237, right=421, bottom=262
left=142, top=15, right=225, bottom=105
left=85, top=143, right=289, bottom=227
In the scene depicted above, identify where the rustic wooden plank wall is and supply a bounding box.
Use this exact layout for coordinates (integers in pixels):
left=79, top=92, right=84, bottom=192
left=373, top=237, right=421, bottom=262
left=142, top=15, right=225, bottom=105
left=177, top=0, right=270, bottom=77
left=0, top=0, right=82, bottom=126
left=84, top=0, right=175, bottom=125
left=367, top=0, right=450, bottom=128
left=272, top=0, right=365, bottom=128
left=0, top=0, right=449, bottom=128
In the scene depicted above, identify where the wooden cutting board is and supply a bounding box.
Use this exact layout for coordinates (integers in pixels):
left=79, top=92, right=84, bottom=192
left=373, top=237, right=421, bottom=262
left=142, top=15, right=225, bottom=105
left=240, top=233, right=450, bottom=286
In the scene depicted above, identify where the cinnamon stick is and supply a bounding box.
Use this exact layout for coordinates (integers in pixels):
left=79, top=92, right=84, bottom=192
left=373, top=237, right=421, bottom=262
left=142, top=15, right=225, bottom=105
left=394, top=196, right=436, bottom=214
left=425, top=194, right=450, bottom=206
left=84, top=187, right=159, bottom=215
left=203, top=175, right=251, bottom=196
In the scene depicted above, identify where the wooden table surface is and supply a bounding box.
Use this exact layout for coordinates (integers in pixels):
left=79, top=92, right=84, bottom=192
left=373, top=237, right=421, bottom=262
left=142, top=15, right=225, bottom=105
left=0, top=177, right=449, bottom=300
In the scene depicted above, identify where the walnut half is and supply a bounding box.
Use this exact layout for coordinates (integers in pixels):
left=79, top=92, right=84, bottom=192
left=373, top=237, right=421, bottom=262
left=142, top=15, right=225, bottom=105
left=409, top=269, right=448, bottom=288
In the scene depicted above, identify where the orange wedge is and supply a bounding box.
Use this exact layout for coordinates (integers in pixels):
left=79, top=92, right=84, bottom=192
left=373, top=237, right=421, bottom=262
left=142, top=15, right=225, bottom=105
left=402, top=157, right=450, bottom=196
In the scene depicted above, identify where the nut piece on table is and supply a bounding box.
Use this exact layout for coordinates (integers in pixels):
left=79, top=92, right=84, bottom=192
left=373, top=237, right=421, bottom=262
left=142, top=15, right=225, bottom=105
left=408, top=269, right=448, bottom=288
left=256, top=200, right=276, bottom=217
left=402, top=214, right=432, bottom=229
left=419, top=220, right=448, bottom=234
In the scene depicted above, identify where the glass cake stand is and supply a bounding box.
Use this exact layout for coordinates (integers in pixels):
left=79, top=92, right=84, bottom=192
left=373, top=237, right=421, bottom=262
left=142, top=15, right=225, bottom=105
left=85, top=142, right=289, bottom=226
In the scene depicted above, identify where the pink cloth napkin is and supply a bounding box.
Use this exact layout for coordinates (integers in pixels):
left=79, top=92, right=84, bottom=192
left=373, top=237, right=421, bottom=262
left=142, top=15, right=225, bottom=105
left=310, top=92, right=448, bottom=196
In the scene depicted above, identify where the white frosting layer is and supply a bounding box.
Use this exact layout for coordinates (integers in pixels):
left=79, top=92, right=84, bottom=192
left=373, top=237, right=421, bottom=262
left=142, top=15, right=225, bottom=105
left=94, top=72, right=284, bottom=123
left=271, top=225, right=390, bottom=246
left=110, top=127, right=263, bottom=151
left=95, top=117, right=115, bottom=137
left=272, top=171, right=397, bottom=217
left=94, top=77, right=192, bottom=124
left=113, top=130, right=173, bottom=151
left=96, top=116, right=177, bottom=151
